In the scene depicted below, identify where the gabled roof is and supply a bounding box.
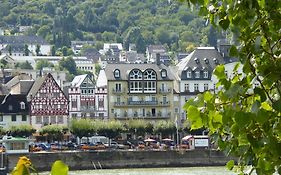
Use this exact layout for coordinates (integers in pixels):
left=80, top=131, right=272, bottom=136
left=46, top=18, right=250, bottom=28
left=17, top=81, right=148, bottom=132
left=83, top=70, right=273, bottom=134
left=0, top=94, right=29, bottom=114
left=26, top=75, right=46, bottom=101
left=5, top=74, right=33, bottom=89
left=71, top=74, right=88, bottom=87
left=96, top=70, right=107, bottom=88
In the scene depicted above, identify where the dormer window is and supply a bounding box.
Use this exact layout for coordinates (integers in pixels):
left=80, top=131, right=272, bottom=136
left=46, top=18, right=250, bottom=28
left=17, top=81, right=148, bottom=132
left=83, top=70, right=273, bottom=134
left=194, top=58, right=199, bottom=64
left=114, top=69, right=120, bottom=78
left=186, top=71, right=191, bottom=78
left=203, top=71, right=208, bottom=78
left=20, top=102, right=25, bottom=109
left=213, top=58, right=218, bottom=64
left=8, top=105, right=13, bottom=111
left=161, top=69, right=167, bottom=78
left=195, top=71, right=200, bottom=78
left=204, top=58, right=209, bottom=64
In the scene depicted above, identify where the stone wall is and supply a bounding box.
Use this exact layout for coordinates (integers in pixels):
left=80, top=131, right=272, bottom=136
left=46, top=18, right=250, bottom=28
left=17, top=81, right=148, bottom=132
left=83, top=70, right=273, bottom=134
left=6, top=150, right=234, bottom=172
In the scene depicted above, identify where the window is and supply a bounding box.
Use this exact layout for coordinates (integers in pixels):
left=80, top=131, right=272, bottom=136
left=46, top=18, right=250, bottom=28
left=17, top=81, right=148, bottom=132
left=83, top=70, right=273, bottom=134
left=43, top=116, right=49, bottom=124
left=8, top=105, right=13, bottom=111
left=203, top=71, right=208, bottom=78
left=20, top=102, right=25, bottom=109
left=194, top=84, right=199, bottom=91
left=186, top=71, right=191, bottom=78
left=143, top=81, right=156, bottom=93
left=143, top=70, right=156, bottom=80
left=129, top=69, right=142, bottom=80
left=195, top=71, right=200, bottom=78
left=184, top=83, right=189, bottom=91
left=98, top=98, right=104, bottom=108
left=22, top=115, right=27, bottom=121
left=36, top=116, right=42, bottom=124
left=11, top=115, right=17, bottom=122
left=115, top=83, right=121, bottom=92
left=175, top=108, right=179, bottom=113
left=204, top=83, right=209, bottom=91
left=161, top=69, right=167, bottom=78
left=71, top=99, right=77, bottom=108
left=58, top=116, right=63, bottom=124
left=51, top=116, right=56, bottom=124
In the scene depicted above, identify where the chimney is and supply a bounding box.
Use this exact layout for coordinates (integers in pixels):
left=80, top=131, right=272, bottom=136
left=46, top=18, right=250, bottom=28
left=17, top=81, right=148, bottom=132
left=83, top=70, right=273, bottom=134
left=156, top=53, right=161, bottom=65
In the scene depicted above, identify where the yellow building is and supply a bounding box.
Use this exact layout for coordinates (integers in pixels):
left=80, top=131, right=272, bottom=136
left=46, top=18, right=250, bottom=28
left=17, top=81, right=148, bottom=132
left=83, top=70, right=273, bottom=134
left=104, top=63, right=179, bottom=123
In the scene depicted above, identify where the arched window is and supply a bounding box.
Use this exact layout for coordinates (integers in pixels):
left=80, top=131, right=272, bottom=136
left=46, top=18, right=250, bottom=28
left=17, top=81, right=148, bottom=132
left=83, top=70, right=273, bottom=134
left=114, top=69, right=120, bottom=78
left=143, top=69, right=157, bottom=93
left=129, top=69, right=142, bottom=93
left=20, top=102, right=25, bottom=109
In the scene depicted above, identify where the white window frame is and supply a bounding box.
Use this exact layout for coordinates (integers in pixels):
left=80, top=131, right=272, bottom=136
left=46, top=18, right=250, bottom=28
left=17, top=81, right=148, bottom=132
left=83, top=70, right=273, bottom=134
left=195, top=71, right=200, bottom=78
left=194, top=83, right=199, bottom=91
left=186, top=71, right=191, bottom=78
left=203, top=71, right=208, bottom=78
left=204, top=83, right=209, bottom=91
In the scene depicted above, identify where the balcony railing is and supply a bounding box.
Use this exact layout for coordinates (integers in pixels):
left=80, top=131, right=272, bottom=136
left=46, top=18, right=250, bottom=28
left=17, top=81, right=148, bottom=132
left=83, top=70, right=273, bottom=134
left=80, top=106, right=95, bottom=111
left=112, top=88, right=124, bottom=94
left=128, top=100, right=158, bottom=106
left=159, top=88, right=171, bottom=94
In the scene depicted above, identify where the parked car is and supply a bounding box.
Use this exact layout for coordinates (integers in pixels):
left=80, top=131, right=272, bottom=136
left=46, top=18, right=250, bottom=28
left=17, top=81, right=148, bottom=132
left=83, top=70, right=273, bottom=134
left=37, top=143, right=51, bottom=151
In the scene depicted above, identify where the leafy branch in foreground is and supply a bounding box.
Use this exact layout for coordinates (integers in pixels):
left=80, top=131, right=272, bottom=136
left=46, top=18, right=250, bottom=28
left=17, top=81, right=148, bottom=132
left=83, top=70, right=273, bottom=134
left=182, top=0, right=281, bottom=175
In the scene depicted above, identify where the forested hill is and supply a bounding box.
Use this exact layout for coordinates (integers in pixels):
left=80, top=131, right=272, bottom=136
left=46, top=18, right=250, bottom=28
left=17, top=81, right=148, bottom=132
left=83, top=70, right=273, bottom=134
left=0, top=0, right=220, bottom=53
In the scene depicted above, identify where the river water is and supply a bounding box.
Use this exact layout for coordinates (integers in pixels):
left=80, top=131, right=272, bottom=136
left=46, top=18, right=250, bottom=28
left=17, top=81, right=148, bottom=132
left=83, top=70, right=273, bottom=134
left=41, top=166, right=237, bottom=175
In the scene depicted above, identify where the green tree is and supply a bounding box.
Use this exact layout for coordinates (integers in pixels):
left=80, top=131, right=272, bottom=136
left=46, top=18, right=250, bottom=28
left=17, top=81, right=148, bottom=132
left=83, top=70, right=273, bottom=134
left=35, top=45, right=41, bottom=56
left=40, top=125, right=65, bottom=142
left=126, top=120, right=147, bottom=138
left=154, top=121, right=176, bottom=138
left=9, top=125, right=36, bottom=138
left=96, top=120, right=123, bottom=141
left=35, top=59, right=54, bottom=70
left=59, top=56, right=77, bottom=75
left=24, top=44, right=29, bottom=56
left=51, top=46, right=56, bottom=56
left=183, top=0, right=281, bottom=174
left=70, top=119, right=95, bottom=139
left=15, top=61, right=33, bottom=70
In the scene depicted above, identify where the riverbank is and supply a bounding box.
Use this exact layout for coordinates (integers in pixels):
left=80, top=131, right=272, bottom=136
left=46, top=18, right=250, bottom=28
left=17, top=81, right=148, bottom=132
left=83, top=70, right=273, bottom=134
left=5, top=149, right=235, bottom=172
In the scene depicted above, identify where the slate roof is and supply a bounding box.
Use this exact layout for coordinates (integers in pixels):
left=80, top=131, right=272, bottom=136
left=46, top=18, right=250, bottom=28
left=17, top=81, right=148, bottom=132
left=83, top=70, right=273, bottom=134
left=147, top=45, right=166, bottom=53
left=1, top=44, right=26, bottom=53
left=177, top=47, right=222, bottom=71
left=104, top=63, right=175, bottom=81
left=0, top=35, right=49, bottom=45
left=26, top=74, right=47, bottom=101
left=4, top=74, right=33, bottom=89
left=0, top=94, right=29, bottom=114
left=71, top=74, right=88, bottom=87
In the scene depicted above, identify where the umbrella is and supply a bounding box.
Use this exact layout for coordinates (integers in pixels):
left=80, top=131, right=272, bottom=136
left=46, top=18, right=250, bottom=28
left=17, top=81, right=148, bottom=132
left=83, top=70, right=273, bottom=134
left=182, top=135, right=193, bottom=140
left=144, top=138, right=156, bottom=142
left=162, top=138, right=173, bottom=142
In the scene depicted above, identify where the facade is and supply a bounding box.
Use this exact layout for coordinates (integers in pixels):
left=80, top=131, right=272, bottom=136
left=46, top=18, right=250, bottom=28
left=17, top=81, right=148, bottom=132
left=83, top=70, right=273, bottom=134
left=95, top=70, right=108, bottom=119
left=0, top=94, right=30, bottom=129
left=68, top=74, right=96, bottom=120
left=146, top=45, right=170, bottom=65
left=27, top=73, right=68, bottom=130
left=104, top=63, right=178, bottom=123
left=71, top=41, right=95, bottom=54
left=176, top=47, right=237, bottom=120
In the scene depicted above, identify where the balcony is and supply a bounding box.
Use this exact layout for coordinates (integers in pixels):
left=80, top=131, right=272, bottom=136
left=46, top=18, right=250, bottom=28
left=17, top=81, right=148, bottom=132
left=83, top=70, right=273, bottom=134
left=113, top=102, right=126, bottom=106
left=128, top=100, right=158, bottom=106
left=80, top=106, right=95, bottom=111
left=159, top=88, right=171, bottom=94
left=159, top=101, right=170, bottom=106
left=112, top=88, right=124, bottom=94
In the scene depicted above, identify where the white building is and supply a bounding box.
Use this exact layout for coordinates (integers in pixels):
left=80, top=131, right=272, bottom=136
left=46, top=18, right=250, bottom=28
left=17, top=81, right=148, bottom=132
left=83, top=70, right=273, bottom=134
left=95, top=69, right=108, bottom=119
left=68, top=74, right=96, bottom=120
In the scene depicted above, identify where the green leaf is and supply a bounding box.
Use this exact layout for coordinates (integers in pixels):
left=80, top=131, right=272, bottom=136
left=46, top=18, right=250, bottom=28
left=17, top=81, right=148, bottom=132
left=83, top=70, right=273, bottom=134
left=272, top=99, right=281, bottom=112
left=214, top=65, right=226, bottom=79
left=229, top=45, right=238, bottom=57
left=187, top=106, right=203, bottom=129
left=261, top=102, right=272, bottom=111
left=251, top=101, right=260, bottom=114
left=219, top=16, right=230, bottom=30
left=226, top=160, right=235, bottom=170
left=254, top=87, right=267, bottom=102
left=51, top=160, right=69, bottom=175
left=204, top=91, right=213, bottom=102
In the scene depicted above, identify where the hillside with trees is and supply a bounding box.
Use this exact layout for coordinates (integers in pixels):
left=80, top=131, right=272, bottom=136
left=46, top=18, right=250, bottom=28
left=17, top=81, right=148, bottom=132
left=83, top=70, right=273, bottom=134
left=0, top=0, right=222, bottom=53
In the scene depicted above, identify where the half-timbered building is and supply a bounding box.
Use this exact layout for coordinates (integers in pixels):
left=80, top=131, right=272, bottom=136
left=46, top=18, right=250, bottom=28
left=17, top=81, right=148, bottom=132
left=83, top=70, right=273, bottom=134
left=27, top=73, right=68, bottom=130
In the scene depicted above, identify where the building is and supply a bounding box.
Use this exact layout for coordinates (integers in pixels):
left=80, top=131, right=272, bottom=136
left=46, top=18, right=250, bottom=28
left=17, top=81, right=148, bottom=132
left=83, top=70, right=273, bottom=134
left=0, top=35, right=51, bottom=55
left=68, top=74, right=96, bottom=120
left=146, top=45, right=171, bottom=65
left=104, top=62, right=178, bottom=123
left=1, top=44, right=30, bottom=56
left=95, top=69, right=108, bottom=119
left=176, top=47, right=237, bottom=120
left=27, top=73, right=69, bottom=130
left=0, top=94, right=30, bottom=129
left=71, top=41, right=95, bottom=55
